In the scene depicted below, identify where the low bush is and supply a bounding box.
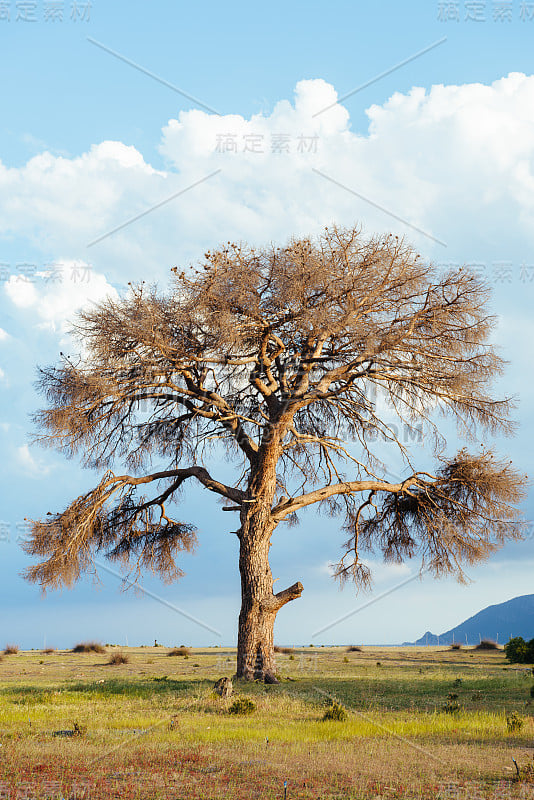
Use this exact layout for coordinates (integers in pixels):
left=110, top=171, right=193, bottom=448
left=228, top=697, right=256, bottom=715
left=507, top=712, right=524, bottom=733
left=3, top=644, right=19, bottom=655
left=72, top=721, right=86, bottom=736
left=72, top=642, right=106, bottom=654
left=476, top=640, right=500, bottom=650
left=108, top=651, right=129, bottom=665
left=512, top=756, right=534, bottom=783
left=274, top=646, right=294, bottom=654
left=443, top=696, right=461, bottom=714
left=42, top=647, right=55, bottom=655
left=167, top=646, right=191, bottom=657
left=323, top=701, right=347, bottom=722
left=346, top=645, right=362, bottom=653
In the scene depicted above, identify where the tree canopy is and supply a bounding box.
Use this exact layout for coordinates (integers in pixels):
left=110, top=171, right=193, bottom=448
left=23, top=224, right=527, bottom=679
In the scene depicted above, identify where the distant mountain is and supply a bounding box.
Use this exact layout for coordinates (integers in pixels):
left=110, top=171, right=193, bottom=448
left=407, top=594, right=534, bottom=646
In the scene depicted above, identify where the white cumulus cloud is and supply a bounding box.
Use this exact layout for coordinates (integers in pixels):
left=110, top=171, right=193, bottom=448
left=0, top=73, right=533, bottom=286
left=4, top=261, right=119, bottom=333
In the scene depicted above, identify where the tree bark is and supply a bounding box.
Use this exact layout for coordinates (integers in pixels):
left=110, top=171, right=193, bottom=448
left=235, top=503, right=303, bottom=681
left=235, top=418, right=303, bottom=681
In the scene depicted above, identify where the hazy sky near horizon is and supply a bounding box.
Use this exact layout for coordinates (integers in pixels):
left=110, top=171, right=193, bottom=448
left=1, top=0, right=534, bottom=649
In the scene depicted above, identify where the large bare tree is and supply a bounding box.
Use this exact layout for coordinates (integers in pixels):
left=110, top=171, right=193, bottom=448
left=24, top=225, right=526, bottom=681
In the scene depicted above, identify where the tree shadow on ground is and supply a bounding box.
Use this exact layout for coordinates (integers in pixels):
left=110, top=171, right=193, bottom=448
left=1, top=677, right=214, bottom=700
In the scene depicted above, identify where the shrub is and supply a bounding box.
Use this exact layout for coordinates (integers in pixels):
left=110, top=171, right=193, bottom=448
left=228, top=697, right=256, bottom=715
left=450, top=643, right=462, bottom=650
left=323, top=701, right=347, bottom=722
left=167, top=646, right=191, bottom=657
left=3, top=644, right=19, bottom=655
left=72, top=642, right=106, bottom=654
left=505, top=637, right=534, bottom=664
left=274, top=646, right=294, bottom=654
left=505, top=637, right=527, bottom=662
left=346, top=646, right=362, bottom=653
left=72, top=721, right=86, bottom=736
left=530, top=685, right=534, bottom=699
left=108, top=651, right=129, bottom=665
left=507, top=712, right=524, bottom=733
left=476, top=640, right=500, bottom=650
left=512, top=756, right=534, bottom=783
left=443, top=696, right=461, bottom=714
left=42, top=648, right=55, bottom=655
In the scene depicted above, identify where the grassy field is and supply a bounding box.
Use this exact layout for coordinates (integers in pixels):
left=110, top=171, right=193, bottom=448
left=0, top=644, right=533, bottom=799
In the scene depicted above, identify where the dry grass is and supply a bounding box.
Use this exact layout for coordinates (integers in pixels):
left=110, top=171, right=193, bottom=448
left=41, top=647, right=56, bottom=655
left=3, top=644, right=19, bottom=655
left=72, top=642, right=106, bottom=654
left=274, top=645, right=294, bottom=654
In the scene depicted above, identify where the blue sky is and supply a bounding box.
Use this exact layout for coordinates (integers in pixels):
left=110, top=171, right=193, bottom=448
left=1, top=0, right=534, bottom=649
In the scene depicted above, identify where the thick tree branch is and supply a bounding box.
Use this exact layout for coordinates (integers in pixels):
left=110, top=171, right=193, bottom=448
left=271, top=478, right=414, bottom=521
left=261, top=581, right=304, bottom=612
left=108, top=465, right=246, bottom=505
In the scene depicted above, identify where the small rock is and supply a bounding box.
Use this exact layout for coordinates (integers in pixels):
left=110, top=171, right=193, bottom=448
left=213, top=676, right=233, bottom=698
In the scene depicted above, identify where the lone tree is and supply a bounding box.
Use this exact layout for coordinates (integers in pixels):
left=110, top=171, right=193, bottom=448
left=24, top=225, right=526, bottom=681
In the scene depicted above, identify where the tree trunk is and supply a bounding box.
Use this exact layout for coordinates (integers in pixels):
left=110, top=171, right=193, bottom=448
left=235, top=420, right=303, bottom=681
left=235, top=504, right=303, bottom=681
